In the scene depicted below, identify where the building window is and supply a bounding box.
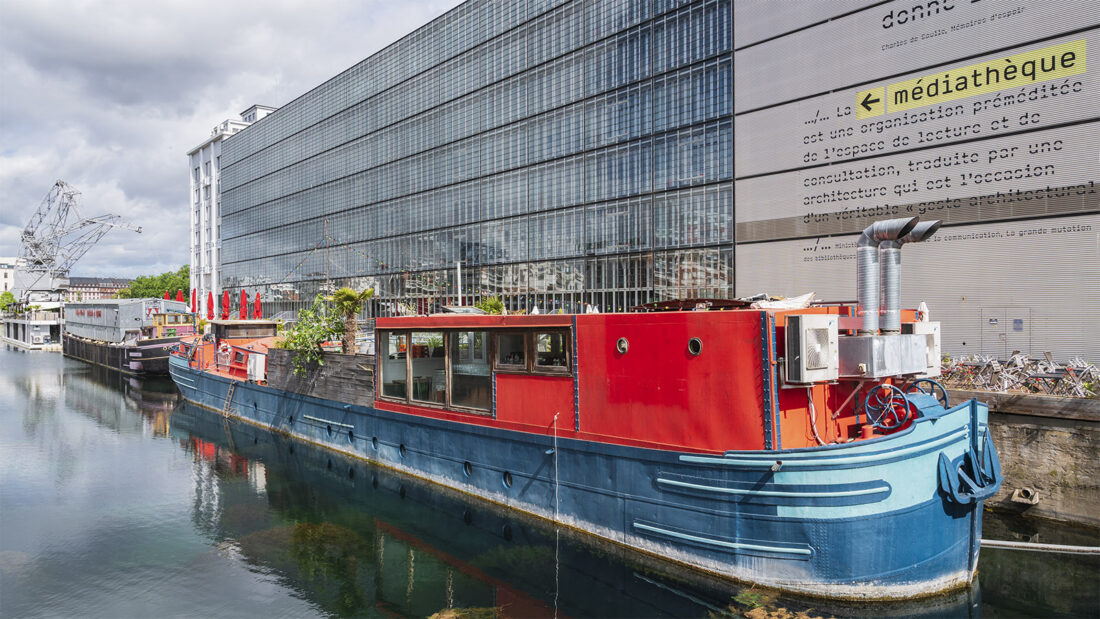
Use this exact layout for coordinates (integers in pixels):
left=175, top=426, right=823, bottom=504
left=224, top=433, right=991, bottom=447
left=450, top=331, right=489, bottom=410
left=496, top=332, right=526, bottom=368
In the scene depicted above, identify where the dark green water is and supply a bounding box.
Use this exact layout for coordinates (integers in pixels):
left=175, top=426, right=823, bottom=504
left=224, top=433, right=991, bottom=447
left=2, top=346, right=1097, bottom=618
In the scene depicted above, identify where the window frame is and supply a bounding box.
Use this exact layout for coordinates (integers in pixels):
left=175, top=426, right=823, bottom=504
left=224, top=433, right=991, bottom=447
left=377, top=327, right=574, bottom=412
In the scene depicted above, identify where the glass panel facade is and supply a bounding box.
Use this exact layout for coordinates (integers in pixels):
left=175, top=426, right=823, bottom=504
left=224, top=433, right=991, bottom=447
left=219, top=0, right=733, bottom=318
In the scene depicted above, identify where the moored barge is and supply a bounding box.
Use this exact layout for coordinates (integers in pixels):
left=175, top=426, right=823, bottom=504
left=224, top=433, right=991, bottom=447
left=168, top=218, right=1002, bottom=600
left=65, top=298, right=194, bottom=375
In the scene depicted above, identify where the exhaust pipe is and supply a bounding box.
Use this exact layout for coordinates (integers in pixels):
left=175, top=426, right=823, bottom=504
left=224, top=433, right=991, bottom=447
left=879, top=220, right=941, bottom=333
left=856, top=218, right=917, bottom=334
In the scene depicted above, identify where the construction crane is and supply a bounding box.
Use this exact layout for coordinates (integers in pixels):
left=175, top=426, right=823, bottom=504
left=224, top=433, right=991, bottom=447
left=16, top=179, right=142, bottom=303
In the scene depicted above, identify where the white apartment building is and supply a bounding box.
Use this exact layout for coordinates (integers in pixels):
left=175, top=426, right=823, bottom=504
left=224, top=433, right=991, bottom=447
left=188, top=104, right=275, bottom=317
left=0, top=257, right=23, bottom=294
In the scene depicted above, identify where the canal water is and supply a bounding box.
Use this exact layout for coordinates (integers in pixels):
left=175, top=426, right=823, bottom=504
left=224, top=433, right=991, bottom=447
left=2, top=346, right=1097, bottom=618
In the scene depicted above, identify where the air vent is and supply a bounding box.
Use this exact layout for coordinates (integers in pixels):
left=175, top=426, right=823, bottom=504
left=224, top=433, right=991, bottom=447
left=785, top=315, right=839, bottom=384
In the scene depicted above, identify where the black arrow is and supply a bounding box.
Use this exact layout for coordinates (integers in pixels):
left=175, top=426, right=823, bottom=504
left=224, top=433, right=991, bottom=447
left=861, top=92, right=881, bottom=112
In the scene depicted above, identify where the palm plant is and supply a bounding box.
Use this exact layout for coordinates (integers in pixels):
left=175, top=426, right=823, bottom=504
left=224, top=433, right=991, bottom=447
left=331, top=287, right=374, bottom=354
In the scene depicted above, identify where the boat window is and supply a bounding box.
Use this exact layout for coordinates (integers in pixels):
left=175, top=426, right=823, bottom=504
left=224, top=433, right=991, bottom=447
left=380, top=331, right=407, bottom=399
left=496, top=332, right=526, bottom=368
left=450, top=331, right=490, bottom=410
left=410, top=331, right=445, bottom=403
left=535, top=332, right=570, bottom=370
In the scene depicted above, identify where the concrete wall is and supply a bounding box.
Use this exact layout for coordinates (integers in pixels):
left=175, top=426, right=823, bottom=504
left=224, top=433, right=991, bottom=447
left=951, top=389, right=1099, bottom=527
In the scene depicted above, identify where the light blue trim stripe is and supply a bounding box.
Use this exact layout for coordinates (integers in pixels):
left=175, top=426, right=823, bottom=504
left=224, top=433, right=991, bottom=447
left=303, top=414, right=354, bottom=429
left=656, top=477, right=889, bottom=498
left=633, top=522, right=813, bottom=557
left=681, top=426, right=968, bottom=469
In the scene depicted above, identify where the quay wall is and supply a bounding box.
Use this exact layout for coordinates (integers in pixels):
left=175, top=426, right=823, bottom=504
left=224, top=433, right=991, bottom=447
left=950, top=389, right=1099, bottom=528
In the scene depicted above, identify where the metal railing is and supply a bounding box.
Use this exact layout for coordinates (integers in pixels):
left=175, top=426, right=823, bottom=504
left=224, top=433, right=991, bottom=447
left=941, top=354, right=1098, bottom=398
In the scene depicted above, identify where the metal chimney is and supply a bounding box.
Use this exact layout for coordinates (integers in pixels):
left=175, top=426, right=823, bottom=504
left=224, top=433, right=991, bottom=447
left=878, top=220, right=941, bottom=333
left=855, top=218, right=917, bottom=334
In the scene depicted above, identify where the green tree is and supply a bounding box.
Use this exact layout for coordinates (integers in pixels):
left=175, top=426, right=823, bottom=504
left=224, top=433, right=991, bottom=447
left=0, top=290, right=14, bottom=312
left=331, top=287, right=374, bottom=354
left=276, top=294, right=342, bottom=375
left=116, top=265, right=189, bottom=299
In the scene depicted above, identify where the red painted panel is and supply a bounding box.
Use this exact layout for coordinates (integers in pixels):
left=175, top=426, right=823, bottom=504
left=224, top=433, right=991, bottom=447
left=376, top=315, right=572, bottom=329
left=495, top=373, right=574, bottom=433
left=576, top=312, right=767, bottom=452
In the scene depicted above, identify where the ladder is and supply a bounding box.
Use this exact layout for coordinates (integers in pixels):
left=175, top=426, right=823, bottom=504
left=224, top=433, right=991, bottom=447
left=221, top=382, right=237, bottom=451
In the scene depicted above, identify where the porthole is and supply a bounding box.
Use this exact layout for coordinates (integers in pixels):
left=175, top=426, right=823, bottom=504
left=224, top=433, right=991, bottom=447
left=616, top=337, right=629, bottom=354
left=371, top=436, right=378, bottom=449
left=371, top=474, right=378, bottom=488
left=463, top=461, right=472, bottom=478
left=501, top=523, right=513, bottom=541
left=348, top=430, right=355, bottom=444
left=326, top=424, right=333, bottom=437
left=399, top=444, right=407, bottom=458
left=502, top=471, right=513, bottom=488
left=288, top=415, right=294, bottom=425
left=399, top=485, right=406, bottom=499
left=688, top=337, right=703, bottom=356
left=463, top=510, right=473, bottom=526
left=347, top=467, right=355, bottom=479
left=288, top=444, right=295, bottom=455
left=326, top=459, right=333, bottom=470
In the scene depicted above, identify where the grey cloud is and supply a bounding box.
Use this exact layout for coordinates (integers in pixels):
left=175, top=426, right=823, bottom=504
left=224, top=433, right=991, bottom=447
left=0, top=0, right=462, bottom=277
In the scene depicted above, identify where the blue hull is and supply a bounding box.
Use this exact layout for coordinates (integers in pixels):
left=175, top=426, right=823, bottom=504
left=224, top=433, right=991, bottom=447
left=169, top=354, right=994, bottom=600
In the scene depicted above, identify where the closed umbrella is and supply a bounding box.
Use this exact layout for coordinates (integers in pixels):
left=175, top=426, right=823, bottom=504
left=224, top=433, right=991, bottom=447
left=190, top=289, right=196, bottom=313
left=207, top=291, right=214, bottom=320
left=176, top=289, right=184, bottom=302
left=240, top=290, right=248, bottom=320
left=253, top=292, right=262, bottom=319
left=221, top=290, right=230, bottom=320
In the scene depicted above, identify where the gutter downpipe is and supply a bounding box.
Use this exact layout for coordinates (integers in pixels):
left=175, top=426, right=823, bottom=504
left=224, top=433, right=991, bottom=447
left=879, top=220, right=942, bottom=333
left=856, top=218, right=918, bottom=334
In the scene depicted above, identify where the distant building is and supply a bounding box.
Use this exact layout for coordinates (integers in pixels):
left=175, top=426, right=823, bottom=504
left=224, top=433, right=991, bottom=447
left=0, top=257, right=22, bottom=294
left=66, top=276, right=132, bottom=301
left=188, top=104, right=276, bottom=317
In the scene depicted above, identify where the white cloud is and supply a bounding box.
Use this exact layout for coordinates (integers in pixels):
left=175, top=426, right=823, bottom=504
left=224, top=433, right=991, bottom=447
left=0, top=0, right=462, bottom=276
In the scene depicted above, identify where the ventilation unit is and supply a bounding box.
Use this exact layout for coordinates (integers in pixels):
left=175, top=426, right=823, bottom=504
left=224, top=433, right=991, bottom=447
left=785, top=314, right=839, bottom=384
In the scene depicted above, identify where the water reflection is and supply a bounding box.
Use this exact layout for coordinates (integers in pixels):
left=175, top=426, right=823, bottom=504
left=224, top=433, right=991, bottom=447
left=170, top=399, right=987, bottom=619
left=2, top=346, right=1096, bottom=618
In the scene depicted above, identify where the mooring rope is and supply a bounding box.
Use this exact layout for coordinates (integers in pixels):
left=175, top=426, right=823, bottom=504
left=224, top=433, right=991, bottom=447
left=981, top=539, right=1100, bottom=554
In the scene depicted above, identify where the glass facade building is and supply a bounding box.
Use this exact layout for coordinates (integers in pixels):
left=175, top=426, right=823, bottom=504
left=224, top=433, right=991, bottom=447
left=220, top=0, right=733, bottom=317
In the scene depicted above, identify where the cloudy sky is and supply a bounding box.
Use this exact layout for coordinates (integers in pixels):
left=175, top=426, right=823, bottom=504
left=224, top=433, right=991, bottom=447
left=0, top=0, right=462, bottom=278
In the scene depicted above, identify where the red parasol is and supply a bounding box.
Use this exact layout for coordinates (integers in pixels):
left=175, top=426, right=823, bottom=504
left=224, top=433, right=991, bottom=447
left=207, top=291, right=214, bottom=320
left=221, top=290, right=230, bottom=320
left=253, top=292, right=262, bottom=319
left=190, top=289, right=196, bottom=313
left=240, top=289, right=248, bottom=320
left=175, top=289, right=184, bottom=302
left=164, top=290, right=170, bottom=300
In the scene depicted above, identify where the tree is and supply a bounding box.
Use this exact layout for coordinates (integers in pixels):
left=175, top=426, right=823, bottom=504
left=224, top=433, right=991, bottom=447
left=116, top=265, right=189, bottom=299
left=0, top=291, right=14, bottom=312
left=331, top=287, right=374, bottom=354
left=276, top=294, right=342, bottom=376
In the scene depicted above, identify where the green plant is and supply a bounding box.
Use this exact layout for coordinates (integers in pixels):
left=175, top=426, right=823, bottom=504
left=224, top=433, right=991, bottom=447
left=0, top=291, right=14, bottom=312
left=330, top=287, right=374, bottom=354
left=476, top=295, right=504, bottom=315
left=278, top=294, right=342, bottom=375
